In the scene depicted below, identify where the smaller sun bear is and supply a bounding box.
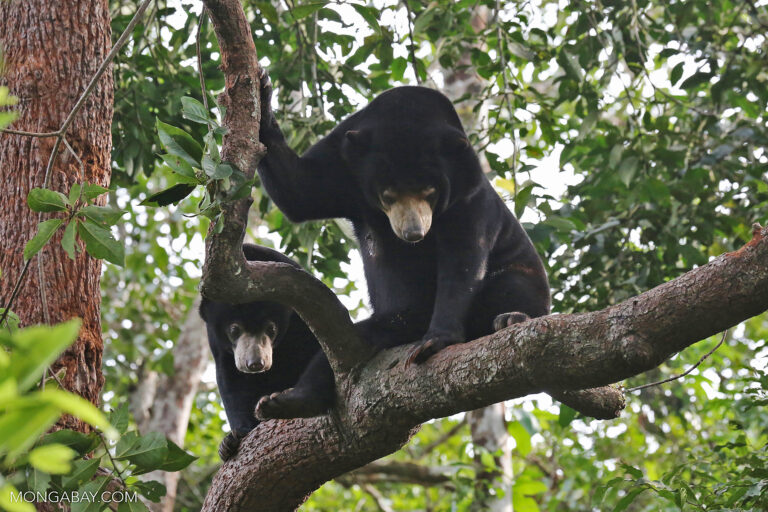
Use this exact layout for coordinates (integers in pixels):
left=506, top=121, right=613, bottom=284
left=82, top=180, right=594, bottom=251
left=199, top=244, right=333, bottom=460
left=200, top=244, right=414, bottom=459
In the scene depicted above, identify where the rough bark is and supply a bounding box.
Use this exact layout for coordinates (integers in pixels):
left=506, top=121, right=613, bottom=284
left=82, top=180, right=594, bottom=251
left=0, top=0, right=113, bottom=430
left=202, top=225, right=768, bottom=511
left=132, top=300, right=208, bottom=512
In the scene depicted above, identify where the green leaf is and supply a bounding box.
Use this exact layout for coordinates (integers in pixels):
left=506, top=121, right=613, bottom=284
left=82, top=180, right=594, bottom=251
left=79, top=205, right=124, bottom=226
left=116, top=432, right=167, bottom=473
left=211, top=162, right=234, bottom=180
left=290, top=2, right=327, bottom=20
left=609, top=144, right=623, bottom=168
left=156, top=120, right=203, bottom=166
left=352, top=4, right=381, bottom=33
left=24, top=219, right=63, bottom=260
left=612, top=487, right=646, bottom=512
left=61, top=220, right=77, bottom=260
left=620, top=462, right=644, bottom=479
left=131, top=480, right=166, bottom=503
left=201, top=153, right=218, bottom=177
left=27, top=188, right=68, bottom=212
left=509, top=421, right=532, bottom=456
left=514, top=184, right=534, bottom=218
left=140, top=183, right=197, bottom=207
left=391, top=57, right=407, bottom=81
left=680, top=71, right=712, bottom=90
left=115, top=431, right=140, bottom=459
left=68, top=183, right=82, bottom=205
left=181, top=96, right=210, bottom=125
left=0, top=482, right=35, bottom=512
left=76, top=219, right=125, bottom=266
left=29, top=468, right=51, bottom=495
left=39, top=389, right=117, bottom=439
left=558, top=404, right=577, bottom=427
left=670, top=62, right=684, bottom=85
left=40, top=429, right=100, bottom=456
left=7, top=320, right=80, bottom=390
left=0, top=405, right=60, bottom=461
left=109, top=403, right=131, bottom=435
left=160, top=153, right=198, bottom=180
left=158, top=439, right=197, bottom=471
left=70, top=476, right=110, bottom=512
left=28, top=443, right=77, bottom=474
left=618, top=156, right=639, bottom=187
left=82, top=183, right=109, bottom=202
left=61, top=457, right=101, bottom=490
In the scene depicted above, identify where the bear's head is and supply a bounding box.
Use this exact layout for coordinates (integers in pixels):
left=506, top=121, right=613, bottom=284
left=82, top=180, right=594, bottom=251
left=342, top=122, right=482, bottom=243
left=200, top=299, right=292, bottom=373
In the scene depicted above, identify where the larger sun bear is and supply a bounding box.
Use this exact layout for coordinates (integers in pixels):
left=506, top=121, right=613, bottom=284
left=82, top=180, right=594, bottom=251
left=253, top=72, right=550, bottom=416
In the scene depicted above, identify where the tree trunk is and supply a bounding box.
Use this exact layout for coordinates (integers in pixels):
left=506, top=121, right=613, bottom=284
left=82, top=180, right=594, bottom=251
left=132, top=301, right=209, bottom=512
left=0, top=0, right=113, bottom=431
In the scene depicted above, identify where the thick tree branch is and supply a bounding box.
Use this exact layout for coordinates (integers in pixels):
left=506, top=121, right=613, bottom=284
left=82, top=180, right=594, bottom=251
left=202, top=227, right=768, bottom=511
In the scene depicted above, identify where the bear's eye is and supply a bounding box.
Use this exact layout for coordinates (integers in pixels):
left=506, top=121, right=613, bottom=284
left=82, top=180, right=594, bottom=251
left=227, top=323, right=243, bottom=341
left=381, top=189, right=397, bottom=206
left=264, top=322, right=278, bottom=339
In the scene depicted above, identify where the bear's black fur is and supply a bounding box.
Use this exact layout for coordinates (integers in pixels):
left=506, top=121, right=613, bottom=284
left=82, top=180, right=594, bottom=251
left=257, top=73, right=551, bottom=368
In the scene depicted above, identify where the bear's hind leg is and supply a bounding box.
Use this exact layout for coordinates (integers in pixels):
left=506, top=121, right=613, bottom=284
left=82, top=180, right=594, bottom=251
left=254, top=351, right=334, bottom=420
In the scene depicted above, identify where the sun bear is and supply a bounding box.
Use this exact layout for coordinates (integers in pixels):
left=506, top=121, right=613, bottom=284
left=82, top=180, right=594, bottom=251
left=199, top=244, right=332, bottom=460
left=251, top=71, right=550, bottom=418
left=200, top=244, right=416, bottom=458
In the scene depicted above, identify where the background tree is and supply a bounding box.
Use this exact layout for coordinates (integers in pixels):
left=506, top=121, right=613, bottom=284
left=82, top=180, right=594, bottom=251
left=0, top=0, right=113, bottom=431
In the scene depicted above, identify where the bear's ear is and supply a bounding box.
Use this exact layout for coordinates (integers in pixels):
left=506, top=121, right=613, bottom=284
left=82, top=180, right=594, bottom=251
left=439, top=130, right=471, bottom=153
left=344, top=129, right=370, bottom=147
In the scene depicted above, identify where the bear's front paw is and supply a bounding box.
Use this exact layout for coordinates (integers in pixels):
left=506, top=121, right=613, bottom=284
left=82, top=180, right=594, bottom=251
left=258, top=68, right=277, bottom=129
left=218, top=430, right=247, bottom=461
left=492, top=311, right=531, bottom=332
left=405, top=333, right=463, bottom=366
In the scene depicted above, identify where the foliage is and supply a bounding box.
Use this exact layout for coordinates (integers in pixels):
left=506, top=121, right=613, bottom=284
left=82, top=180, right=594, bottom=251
left=23, top=184, right=125, bottom=266
left=0, top=322, right=197, bottom=512
left=90, top=0, right=768, bottom=510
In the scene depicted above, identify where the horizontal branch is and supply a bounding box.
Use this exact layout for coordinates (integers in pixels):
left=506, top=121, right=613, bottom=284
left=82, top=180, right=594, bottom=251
left=203, top=226, right=768, bottom=511
left=336, top=460, right=454, bottom=488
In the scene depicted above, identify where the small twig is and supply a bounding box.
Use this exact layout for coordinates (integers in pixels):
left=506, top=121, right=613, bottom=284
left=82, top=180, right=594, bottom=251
left=495, top=0, right=519, bottom=199
left=361, top=483, right=394, bottom=512
left=0, top=0, right=153, bottom=327
left=0, top=128, right=60, bottom=137
left=627, top=330, right=727, bottom=392
left=97, top=431, right=128, bottom=490
left=402, top=0, right=421, bottom=84
left=414, top=418, right=466, bottom=460
left=62, top=137, right=86, bottom=182
left=196, top=8, right=211, bottom=121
